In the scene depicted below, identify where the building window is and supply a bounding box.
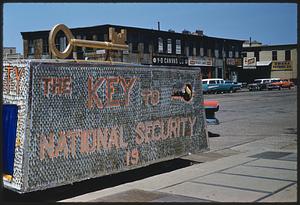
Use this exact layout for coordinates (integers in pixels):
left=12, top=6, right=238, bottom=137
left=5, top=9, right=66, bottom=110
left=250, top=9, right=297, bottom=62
left=189, top=44, right=194, bottom=56
left=200, top=47, right=204, bottom=57
left=285, top=50, right=291, bottom=61
left=242, top=52, right=247, bottom=58
left=28, top=40, right=34, bottom=54
left=167, top=39, right=172, bottom=54
left=235, top=51, right=239, bottom=58
left=144, top=43, right=149, bottom=54
left=229, top=51, right=233, bottom=58
left=158, top=37, right=163, bottom=53
left=254, top=51, right=259, bottom=61
left=207, top=49, right=211, bottom=57
left=132, top=42, right=138, bottom=52
left=193, top=47, right=197, bottom=56
left=272, top=51, right=277, bottom=61
left=176, top=39, right=181, bottom=54
left=59, top=36, right=67, bottom=52
left=222, top=50, right=226, bottom=58
left=214, top=49, right=219, bottom=58
left=42, top=38, right=48, bottom=55
left=185, top=46, right=189, bottom=56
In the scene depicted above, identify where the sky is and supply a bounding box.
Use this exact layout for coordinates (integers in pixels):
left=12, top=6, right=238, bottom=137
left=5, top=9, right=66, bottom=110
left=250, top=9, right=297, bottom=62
left=3, top=3, right=297, bottom=54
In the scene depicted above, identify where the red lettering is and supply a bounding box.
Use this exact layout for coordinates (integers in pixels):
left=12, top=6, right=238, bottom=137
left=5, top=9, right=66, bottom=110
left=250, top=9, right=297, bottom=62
left=87, top=76, right=105, bottom=109
left=40, top=132, right=54, bottom=160
left=97, top=128, right=108, bottom=149
left=42, top=78, right=52, bottom=97
left=14, top=66, right=23, bottom=95
left=108, top=127, right=120, bottom=150
left=54, top=131, right=68, bottom=158
left=119, top=77, right=136, bottom=106
left=135, top=122, right=145, bottom=145
left=107, top=77, right=120, bottom=107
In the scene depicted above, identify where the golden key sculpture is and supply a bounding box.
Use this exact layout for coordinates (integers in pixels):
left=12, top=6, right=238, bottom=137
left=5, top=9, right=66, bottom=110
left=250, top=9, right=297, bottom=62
left=48, top=24, right=128, bottom=59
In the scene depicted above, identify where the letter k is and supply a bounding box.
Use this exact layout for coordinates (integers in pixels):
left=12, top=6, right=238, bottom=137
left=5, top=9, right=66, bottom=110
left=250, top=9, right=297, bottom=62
left=87, top=76, right=105, bottom=109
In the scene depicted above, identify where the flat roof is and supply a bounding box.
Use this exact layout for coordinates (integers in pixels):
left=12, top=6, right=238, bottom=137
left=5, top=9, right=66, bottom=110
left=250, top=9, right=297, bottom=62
left=243, top=44, right=298, bottom=51
left=21, top=24, right=245, bottom=43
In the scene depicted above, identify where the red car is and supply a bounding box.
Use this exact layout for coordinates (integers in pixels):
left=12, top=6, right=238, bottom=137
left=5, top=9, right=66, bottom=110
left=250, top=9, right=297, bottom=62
left=271, top=79, right=293, bottom=89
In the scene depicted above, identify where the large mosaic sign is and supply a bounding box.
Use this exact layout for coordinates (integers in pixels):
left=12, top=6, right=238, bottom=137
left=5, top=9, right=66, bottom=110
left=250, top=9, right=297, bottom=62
left=3, top=60, right=208, bottom=193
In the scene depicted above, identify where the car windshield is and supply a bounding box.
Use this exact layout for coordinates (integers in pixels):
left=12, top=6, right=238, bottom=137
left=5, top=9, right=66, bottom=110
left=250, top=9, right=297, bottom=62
left=202, top=81, right=207, bottom=84
left=272, top=80, right=280, bottom=82
left=254, top=80, right=261, bottom=83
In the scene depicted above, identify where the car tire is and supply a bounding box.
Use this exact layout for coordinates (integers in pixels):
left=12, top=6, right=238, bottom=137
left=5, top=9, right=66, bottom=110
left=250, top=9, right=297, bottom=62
left=229, top=88, right=233, bottom=93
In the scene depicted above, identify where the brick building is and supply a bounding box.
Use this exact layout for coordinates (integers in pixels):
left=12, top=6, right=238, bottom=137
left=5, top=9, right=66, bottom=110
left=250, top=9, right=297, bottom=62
left=21, top=24, right=244, bottom=81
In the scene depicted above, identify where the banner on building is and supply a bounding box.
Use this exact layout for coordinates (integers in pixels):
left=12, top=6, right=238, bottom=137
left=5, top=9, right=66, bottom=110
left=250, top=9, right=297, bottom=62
left=188, top=57, right=213, bottom=67
left=152, top=55, right=188, bottom=66
left=272, top=61, right=292, bottom=71
left=243, top=57, right=256, bottom=69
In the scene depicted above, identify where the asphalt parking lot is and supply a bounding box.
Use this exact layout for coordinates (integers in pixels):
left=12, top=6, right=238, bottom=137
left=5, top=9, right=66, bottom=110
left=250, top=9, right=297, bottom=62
left=205, top=87, right=297, bottom=151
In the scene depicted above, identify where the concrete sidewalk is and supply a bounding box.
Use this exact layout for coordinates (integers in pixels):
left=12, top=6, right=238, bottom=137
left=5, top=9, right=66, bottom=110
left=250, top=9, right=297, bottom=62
left=61, top=135, right=297, bottom=203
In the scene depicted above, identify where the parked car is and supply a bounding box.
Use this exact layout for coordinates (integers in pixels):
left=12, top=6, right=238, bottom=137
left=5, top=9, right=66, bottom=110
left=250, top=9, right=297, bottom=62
left=202, top=78, right=236, bottom=94
left=248, top=78, right=280, bottom=91
left=241, top=82, right=248, bottom=88
left=271, top=79, right=293, bottom=89
left=203, top=100, right=219, bottom=125
left=224, top=80, right=242, bottom=92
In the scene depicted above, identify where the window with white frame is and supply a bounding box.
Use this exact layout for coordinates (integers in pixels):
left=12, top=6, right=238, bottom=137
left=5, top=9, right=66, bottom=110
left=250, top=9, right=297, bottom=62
left=229, top=51, right=233, bottom=58
left=158, top=37, right=163, bottom=53
left=176, top=39, right=181, bottom=54
left=28, top=40, right=34, bottom=54
left=193, top=47, right=196, bottom=56
left=167, top=39, right=172, bottom=54
left=207, top=49, right=211, bottom=57
left=214, top=49, right=219, bottom=58
left=59, top=36, right=67, bottom=52
left=200, top=47, right=204, bottom=56
left=222, top=50, right=226, bottom=58
left=42, top=37, right=48, bottom=55
left=235, top=51, right=239, bottom=58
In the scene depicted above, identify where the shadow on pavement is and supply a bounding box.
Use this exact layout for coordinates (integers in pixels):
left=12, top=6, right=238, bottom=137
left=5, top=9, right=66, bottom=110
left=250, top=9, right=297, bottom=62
left=208, top=131, right=220, bottom=137
left=3, top=158, right=195, bottom=202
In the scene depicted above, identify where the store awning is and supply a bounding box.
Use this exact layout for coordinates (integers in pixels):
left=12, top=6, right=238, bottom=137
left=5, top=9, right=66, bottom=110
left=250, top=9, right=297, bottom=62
left=256, top=61, right=272, bottom=66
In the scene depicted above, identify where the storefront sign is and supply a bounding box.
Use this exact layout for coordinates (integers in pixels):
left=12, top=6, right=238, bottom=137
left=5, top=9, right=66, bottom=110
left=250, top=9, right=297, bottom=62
left=225, top=58, right=242, bottom=67
left=235, top=58, right=242, bottom=67
left=226, top=58, right=236, bottom=66
left=243, top=57, right=256, bottom=69
left=152, top=56, right=188, bottom=66
left=272, top=61, right=292, bottom=71
left=188, top=57, right=213, bottom=67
